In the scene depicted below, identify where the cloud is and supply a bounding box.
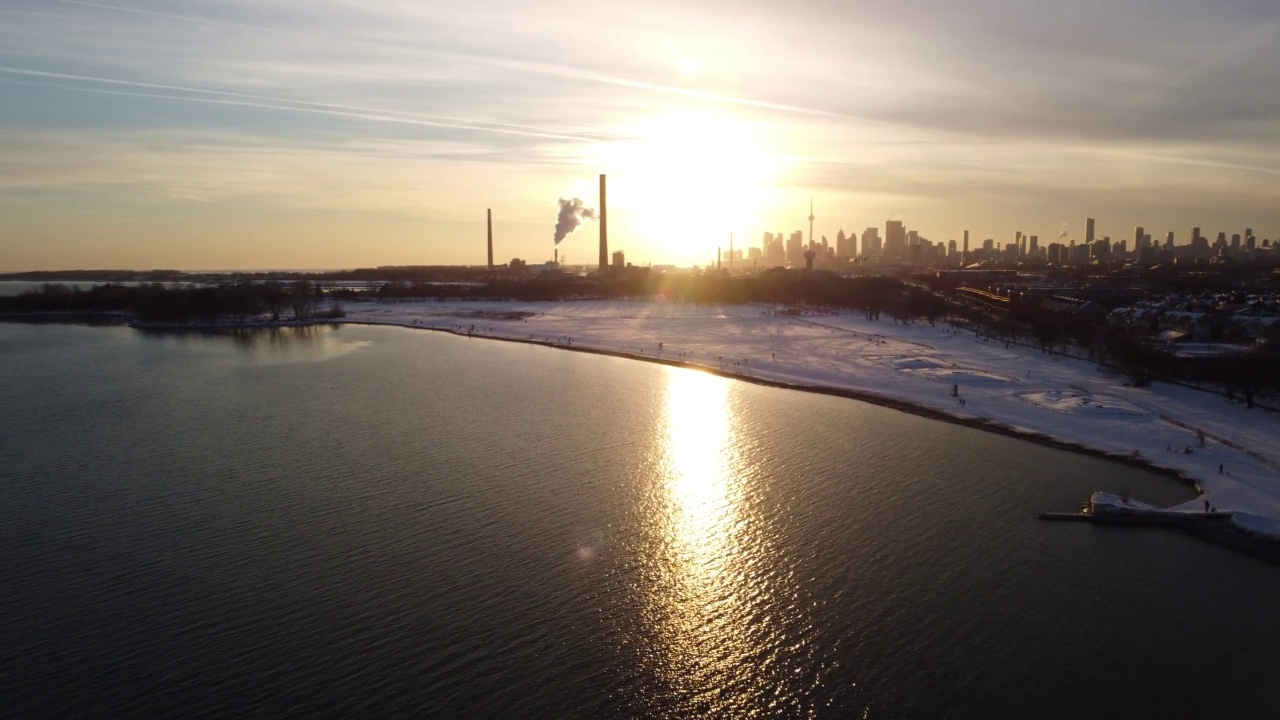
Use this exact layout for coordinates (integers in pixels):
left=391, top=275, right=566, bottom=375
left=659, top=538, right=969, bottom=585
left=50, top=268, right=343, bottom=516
left=4, top=0, right=1280, bottom=266
left=0, top=128, right=571, bottom=215
left=0, top=67, right=602, bottom=143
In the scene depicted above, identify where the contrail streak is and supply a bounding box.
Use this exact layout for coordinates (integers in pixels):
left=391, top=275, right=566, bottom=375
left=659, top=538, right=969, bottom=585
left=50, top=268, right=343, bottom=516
left=1102, top=147, right=1280, bottom=176
left=472, top=55, right=856, bottom=122
left=0, top=67, right=599, bottom=143
left=50, top=0, right=864, bottom=125
left=54, top=0, right=295, bottom=37
left=0, top=79, right=585, bottom=144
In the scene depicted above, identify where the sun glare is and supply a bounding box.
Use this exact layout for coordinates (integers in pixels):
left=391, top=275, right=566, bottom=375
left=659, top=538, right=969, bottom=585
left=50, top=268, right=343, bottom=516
left=637, top=367, right=810, bottom=712
left=649, top=369, right=750, bottom=688
left=593, top=112, right=786, bottom=266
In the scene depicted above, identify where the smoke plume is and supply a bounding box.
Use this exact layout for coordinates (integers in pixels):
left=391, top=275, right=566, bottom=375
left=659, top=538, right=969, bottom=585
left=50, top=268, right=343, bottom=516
left=554, top=198, right=596, bottom=245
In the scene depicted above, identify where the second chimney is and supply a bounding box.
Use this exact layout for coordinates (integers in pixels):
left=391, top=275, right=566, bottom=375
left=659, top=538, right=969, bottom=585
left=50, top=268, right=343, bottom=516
left=598, top=174, right=608, bottom=273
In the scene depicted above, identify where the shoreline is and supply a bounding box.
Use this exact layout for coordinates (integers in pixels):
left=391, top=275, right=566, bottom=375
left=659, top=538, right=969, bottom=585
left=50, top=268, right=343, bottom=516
left=350, top=320, right=1280, bottom=568
left=129, top=319, right=339, bottom=330
left=349, top=320, right=1196, bottom=481
left=0, top=312, right=1226, bottom=483
left=35, top=313, right=1203, bottom=482
left=11, top=313, right=1280, bottom=566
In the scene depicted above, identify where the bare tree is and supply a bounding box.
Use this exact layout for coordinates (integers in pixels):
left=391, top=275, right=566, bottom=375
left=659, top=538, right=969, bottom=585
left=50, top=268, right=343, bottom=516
left=263, top=282, right=287, bottom=322
left=290, top=280, right=316, bottom=320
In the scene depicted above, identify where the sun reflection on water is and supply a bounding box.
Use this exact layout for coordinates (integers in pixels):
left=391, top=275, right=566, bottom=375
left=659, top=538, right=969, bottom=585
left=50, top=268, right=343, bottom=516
left=640, top=368, right=817, bottom=716
left=664, top=369, right=738, bottom=575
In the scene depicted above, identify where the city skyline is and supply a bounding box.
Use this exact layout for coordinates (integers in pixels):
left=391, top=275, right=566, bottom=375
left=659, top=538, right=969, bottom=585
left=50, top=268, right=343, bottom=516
left=3, top=0, right=1280, bottom=270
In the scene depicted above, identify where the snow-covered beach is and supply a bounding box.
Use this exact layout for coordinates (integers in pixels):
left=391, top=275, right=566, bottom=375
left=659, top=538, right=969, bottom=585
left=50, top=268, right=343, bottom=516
left=329, top=297, right=1280, bottom=549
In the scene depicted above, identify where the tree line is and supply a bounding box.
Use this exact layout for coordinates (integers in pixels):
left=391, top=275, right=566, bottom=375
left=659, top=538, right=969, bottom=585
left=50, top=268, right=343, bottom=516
left=6, top=272, right=1276, bottom=406
left=943, top=282, right=1280, bottom=407
left=0, top=281, right=340, bottom=324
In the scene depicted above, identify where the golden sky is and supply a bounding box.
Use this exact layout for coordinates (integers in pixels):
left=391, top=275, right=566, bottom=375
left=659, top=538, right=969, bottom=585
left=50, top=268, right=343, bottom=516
left=2, top=0, right=1279, bottom=270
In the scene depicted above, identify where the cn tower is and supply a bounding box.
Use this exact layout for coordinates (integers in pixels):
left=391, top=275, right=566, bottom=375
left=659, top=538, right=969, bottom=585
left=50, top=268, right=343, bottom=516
left=808, top=197, right=815, bottom=247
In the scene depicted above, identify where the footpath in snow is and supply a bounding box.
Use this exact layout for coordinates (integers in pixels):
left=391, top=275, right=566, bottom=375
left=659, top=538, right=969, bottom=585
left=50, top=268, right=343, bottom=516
left=339, top=298, right=1280, bottom=543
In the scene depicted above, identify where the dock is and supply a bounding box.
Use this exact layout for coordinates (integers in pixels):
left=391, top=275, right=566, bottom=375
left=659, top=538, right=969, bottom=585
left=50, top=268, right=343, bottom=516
left=1036, top=511, right=1234, bottom=526
left=1039, top=493, right=1280, bottom=568
left=1037, top=491, right=1234, bottom=527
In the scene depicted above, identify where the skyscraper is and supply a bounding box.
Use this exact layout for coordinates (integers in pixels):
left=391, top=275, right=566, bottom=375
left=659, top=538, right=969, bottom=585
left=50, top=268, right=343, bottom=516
left=763, top=232, right=785, bottom=266
left=787, top=231, right=804, bottom=268
left=861, top=227, right=881, bottom=256
left=885, top=220, right=906, bottom=258
left=1085, top=217, right=1096, bottom=246
left=1189, top=227, right=1210, bottom=257
left=1048, top=243, right=1064, bottom=264
left=836, top=229, right=856, bottom=260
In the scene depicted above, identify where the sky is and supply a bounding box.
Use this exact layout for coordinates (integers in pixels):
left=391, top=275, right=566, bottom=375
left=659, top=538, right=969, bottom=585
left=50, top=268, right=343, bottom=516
left=2, top=0, right=1279, bottom=270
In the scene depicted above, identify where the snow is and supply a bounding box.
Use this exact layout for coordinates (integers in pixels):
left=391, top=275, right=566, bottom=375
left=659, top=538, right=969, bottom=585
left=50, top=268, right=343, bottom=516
left=1017, top=390, right=1152, bottom=416
left=1233, top=513, right=1280, bottom=539
left=1089, top=491, right=1215, bottom=518
left=338, top=298, right=1280, bottom=541
left=1090, top=491, right=1165, bottom=514
left=885, top=356, right=953, bottom=370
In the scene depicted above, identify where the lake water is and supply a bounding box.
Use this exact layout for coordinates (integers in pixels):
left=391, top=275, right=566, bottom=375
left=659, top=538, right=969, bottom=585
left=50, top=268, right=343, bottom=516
left=0, top=280, right=67, bottom=296
left=2, top=323, right=1279, bottom=718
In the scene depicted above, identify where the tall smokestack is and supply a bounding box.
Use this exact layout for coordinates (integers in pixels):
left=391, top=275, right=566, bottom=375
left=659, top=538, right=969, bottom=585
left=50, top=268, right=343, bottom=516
left=598, top=174, right=608, bottom=273
left=486, top=209, right=494, bottom=270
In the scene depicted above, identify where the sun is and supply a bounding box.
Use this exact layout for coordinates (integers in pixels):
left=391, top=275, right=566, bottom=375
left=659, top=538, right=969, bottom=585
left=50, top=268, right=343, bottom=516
left=591, top=111, right=787, bottom=266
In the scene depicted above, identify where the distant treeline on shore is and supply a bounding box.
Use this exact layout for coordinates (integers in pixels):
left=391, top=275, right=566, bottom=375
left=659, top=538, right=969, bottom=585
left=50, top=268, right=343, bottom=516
left=4, top=272, right=1277, bottom=406
left=0, top=281, right=340, bottom=323
left=0, top=265, right=507, bottom=285
left=0, top=273, right=936, bottom=321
